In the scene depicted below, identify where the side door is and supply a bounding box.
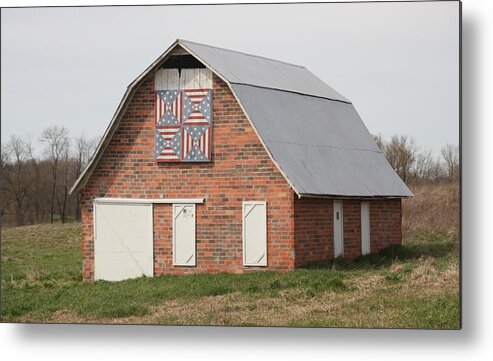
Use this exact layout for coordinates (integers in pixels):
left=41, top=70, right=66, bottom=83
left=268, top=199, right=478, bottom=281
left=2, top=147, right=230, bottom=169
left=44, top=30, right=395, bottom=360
left=333, top=200, right=344, bottom=258
left=173, top=203, right=196, bottom=266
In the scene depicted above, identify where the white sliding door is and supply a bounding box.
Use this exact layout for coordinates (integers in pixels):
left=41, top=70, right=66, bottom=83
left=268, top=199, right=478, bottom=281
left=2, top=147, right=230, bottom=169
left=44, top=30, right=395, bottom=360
left=94, top=201, right=153, bottom=281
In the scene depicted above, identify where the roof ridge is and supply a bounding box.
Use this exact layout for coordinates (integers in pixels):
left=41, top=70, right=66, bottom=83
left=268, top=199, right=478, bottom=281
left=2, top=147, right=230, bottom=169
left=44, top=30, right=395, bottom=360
left=177, top=39, right=306, bottom=69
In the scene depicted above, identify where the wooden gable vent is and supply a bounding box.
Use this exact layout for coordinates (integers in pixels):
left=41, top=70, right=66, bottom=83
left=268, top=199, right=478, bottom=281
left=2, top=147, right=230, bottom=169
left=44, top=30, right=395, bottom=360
left=154, top=67, right=213, bottom=162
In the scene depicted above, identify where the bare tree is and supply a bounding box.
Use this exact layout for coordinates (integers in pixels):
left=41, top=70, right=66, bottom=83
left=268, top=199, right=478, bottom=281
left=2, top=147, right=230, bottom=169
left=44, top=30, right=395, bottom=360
left=56, top=143, right=71, bottom=223
left=40, top=126, right=70, bottom=223
left=1, top=135, right=30, bottom=225
left=373, top=134, right=385, bottom=152
left=25, top=134, right=42, bottom=223
left=0, top=144, right=13, bottom=220
left=430, top=158, right=447, bottom=183
left=72, top=135, right=98, bottom=220
left=73, top=135, right=98, bottom=179
left=413, top=149, right=436, bottom=183
left=10, top=135, right=28, bottom=225
left=441, top=143, right=459, bottom=181
left=73, top=136, right=87, bottom=221
left=383, top=135, right=418, bottom=183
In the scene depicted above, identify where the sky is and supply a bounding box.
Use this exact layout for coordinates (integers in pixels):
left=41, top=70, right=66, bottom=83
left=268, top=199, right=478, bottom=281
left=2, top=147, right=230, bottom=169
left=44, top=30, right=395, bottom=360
left=1, top=1, right=460, bottom=156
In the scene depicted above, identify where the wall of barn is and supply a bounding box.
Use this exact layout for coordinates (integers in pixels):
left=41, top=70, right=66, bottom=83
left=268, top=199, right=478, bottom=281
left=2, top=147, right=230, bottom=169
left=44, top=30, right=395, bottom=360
left=293, top=198, right=333, bottom=267
left=369, top=199, right=402, bottom=253
left=293, top=198, right=402, bottom=266
left=80, top=74, right=296, bottom=280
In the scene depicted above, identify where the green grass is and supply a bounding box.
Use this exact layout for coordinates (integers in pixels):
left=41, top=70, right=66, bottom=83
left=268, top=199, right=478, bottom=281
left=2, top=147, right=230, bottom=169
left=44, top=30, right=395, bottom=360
left=1, top=224, right=459, bottom=328
left=1, top=224, right=81, bottom=282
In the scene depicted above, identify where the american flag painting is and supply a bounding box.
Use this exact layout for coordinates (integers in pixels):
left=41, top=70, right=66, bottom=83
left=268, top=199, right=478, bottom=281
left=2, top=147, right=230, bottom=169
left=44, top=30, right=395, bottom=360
left=154, top=89, right=212, bottom=162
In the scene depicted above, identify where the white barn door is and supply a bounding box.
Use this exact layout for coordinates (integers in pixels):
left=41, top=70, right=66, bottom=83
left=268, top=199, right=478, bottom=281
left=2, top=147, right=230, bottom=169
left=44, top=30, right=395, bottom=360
left=361, top=202, right=371, bottom=255
left=94, top=202, right=153, bottom=281
left=333, top=200, right=344, bottom=258
left=173, top=204, right=196, bottom=266
left=243, top=201, right=267, bottom=266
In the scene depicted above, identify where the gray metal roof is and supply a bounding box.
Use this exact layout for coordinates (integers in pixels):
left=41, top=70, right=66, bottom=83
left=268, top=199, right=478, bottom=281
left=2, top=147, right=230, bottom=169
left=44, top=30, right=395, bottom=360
left=71, top=39, right=412, bottom=198
left=232, top=84, right=412, bottom=197
left=180, top=40, right=349, bottom=102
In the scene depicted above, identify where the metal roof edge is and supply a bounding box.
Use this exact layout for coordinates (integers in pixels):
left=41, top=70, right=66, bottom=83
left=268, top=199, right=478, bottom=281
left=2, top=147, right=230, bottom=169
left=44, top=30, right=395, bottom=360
left=298, top=193, right=414, bottom=200
left=229, top=82, right=352, bottom=104
left=302, top=66, right=350, bottom=103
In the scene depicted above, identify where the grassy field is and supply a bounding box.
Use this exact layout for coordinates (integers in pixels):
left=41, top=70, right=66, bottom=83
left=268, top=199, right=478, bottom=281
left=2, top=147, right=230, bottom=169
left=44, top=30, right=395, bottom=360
left=1, top=184, right=459, bottom=328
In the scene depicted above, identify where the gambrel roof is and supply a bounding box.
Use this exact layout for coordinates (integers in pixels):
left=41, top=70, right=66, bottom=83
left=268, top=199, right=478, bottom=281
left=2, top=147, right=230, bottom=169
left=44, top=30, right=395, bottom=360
left=70, top=39, right=412, bottom=198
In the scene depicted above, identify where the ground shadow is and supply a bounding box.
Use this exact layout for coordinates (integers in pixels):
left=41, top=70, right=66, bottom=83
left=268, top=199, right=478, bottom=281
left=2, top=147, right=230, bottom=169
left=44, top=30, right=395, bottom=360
left=302, top=239, right=458, bottom=272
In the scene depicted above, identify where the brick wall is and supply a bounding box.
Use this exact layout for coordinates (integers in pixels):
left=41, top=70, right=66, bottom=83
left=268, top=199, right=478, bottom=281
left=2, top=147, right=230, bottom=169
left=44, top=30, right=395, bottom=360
left=293, top=198, right=402, bottom=267
left=80, top=74, right=296, bottom=280
left=294, top=197, right=333, bottom=267
left=342, top=200, right=362, bottom=258
left=370, top=199, right=402, bottom=253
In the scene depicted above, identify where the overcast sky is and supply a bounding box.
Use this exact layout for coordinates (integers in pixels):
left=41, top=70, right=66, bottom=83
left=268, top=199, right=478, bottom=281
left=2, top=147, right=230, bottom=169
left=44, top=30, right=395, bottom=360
left=1, top=1, right=459, bottom=156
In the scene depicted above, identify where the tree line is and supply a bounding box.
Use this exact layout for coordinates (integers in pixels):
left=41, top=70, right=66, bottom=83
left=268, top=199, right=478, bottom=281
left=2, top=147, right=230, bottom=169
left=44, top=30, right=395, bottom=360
left=0, top=128, right=459, bottom=227
left=1, top=126, right=98, bottom=227
left=374, top=134, right=459, bottom=185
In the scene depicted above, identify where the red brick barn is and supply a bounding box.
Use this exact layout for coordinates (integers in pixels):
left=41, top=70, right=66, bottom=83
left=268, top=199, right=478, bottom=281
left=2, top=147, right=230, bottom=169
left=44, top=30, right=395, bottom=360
left=70, top=40, right=412, bottom=281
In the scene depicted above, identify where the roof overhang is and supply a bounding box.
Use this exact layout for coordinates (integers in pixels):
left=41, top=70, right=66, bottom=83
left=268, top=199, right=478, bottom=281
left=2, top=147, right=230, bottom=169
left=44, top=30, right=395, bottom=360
left=298, top=193, right=413, bottom=200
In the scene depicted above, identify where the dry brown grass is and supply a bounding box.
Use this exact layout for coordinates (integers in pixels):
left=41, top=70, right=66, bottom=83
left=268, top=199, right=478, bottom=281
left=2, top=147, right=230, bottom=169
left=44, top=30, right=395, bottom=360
left=41, top=261, right=458, bottom=328
left=402, top=182, right=459, bottom=240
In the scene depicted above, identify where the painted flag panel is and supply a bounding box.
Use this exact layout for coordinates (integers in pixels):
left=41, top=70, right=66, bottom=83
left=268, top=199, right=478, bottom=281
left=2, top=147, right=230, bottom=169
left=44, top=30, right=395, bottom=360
left=154, top=88, right=212, bottom=162
left=182, top=89, right=212, bottom=125
left=182, top=125, right=210, bottom=162
left=154, top=127, right=182, bottom=161
left=156, top=90, right=182, bottom=126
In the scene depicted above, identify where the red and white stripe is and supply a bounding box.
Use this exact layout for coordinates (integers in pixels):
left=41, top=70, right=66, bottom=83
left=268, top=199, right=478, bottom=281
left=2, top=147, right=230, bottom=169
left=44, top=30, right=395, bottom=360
left=156, top=126, right=180, bottom=160
left=182, top=129, right=194, bottom=159
left=156, top=126, right=180, bottom=142
left=183, top=89, right=210, bottom=124
left=184, top=116, right=209, bottom=124
left=157, top=146, right=179, bottom=160
left=184, top=89, right=209, bottom=101
left=201, top=127, right=210, bottom=159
